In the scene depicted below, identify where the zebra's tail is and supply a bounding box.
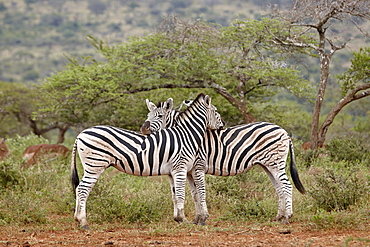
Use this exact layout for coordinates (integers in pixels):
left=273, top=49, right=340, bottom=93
left=70, top=139, right=80, bottom=192
left=289, top=139, right=306, bottom=194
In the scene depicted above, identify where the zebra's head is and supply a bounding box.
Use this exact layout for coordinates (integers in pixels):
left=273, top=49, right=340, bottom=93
left=199, top=94, right=224, bottom=130
left=140, top=98, right=176, bottom=135
left=140, top=95, right=224, bottom=135
left=177, top=96, right=224, bottom=131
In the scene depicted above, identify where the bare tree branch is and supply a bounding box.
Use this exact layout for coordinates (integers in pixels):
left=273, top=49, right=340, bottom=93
left=318, top=83, right=370, bottom=144
left=350, top=18, right=370, bottom=38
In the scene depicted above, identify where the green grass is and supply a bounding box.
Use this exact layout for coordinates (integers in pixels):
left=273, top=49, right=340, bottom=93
left=0, top=135, right=369, bottom=231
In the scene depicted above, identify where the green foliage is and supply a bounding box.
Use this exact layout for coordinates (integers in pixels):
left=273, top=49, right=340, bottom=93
left=338, top=47, right=370, bottom=94
left=21, top=69, right=39, bottom=81
left=326, top=136, right=370, bottom=165
left=0, top=82, right=38, bottom=137
left=206, top=169, right=277, bottom=222
left=0, top=191, right=48, bottom=225
left=309, top=163, right=366, bottom=212
left=40, top=17, right=312, bottom=128
left=88, top=174, right=172, bottom=224
left=0, top=159, right=22, bottom=188
left=0, top=135, right=72, bottom=225
left=1, top=135, right=370, bottom=229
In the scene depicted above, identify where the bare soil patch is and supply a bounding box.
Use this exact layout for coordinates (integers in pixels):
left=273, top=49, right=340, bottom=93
left=1, top=216, right=369, bottom=246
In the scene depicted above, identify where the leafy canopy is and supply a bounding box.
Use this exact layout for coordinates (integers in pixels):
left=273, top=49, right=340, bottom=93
left=40, top=17, right=312, bottom=128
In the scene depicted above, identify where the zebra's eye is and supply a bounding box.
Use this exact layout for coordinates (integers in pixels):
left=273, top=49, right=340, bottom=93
left=158, top=115, right=163, bottom=118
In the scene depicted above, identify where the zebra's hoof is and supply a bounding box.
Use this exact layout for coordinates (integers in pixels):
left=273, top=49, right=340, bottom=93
left=81, top=225, right=90, bottom=230
left=193, top=215, right=208, bottom=225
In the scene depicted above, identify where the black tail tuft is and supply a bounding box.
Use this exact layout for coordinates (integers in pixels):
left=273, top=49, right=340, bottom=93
left=289, top=140, right=306, bottom=194
left=70, top=140, right=80, bottom=192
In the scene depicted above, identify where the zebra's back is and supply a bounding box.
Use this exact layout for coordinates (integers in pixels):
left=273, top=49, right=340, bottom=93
left=204, top=122, right=289, bottom=176
left=77, top=125, right=182, bottom=176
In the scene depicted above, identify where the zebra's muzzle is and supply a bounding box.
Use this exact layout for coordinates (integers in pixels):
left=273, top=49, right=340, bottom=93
left=140, top=121, right=152, bottom=135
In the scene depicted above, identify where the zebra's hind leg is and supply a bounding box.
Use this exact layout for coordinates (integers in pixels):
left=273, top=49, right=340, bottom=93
left=260, top=164, right=293, bottom=223
left=74, top=169, right=105, bottom=229
left=187, top=172, right=208, bottom=225
left=186, top=174, right=202, bottom=223
left=190, top=164, right=208, bottom=225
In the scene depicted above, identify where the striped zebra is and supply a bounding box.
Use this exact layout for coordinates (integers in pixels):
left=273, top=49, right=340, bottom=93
left=70, top=93, right=224, bottom=229
left=140, top=98, right=306, bottom=224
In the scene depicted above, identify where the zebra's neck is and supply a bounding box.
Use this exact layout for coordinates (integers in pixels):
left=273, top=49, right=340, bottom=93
left=166, top=110, right=180, bottom=128
left=175, top=101, right=208, bottom=132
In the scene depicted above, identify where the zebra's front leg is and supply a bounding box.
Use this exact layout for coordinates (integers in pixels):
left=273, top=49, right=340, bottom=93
left=187, top=174, right=204, bottom=225
left=168, top=175, right=179, bottom=222
left=170, top=169, right=187, bottom=224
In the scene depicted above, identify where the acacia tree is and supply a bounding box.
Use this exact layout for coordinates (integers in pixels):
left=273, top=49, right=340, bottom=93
left=270, top=0, right=370, bottom=149
left=0, top=82, right=69, bottom=143
left=41, top=17, right=312, bottom=129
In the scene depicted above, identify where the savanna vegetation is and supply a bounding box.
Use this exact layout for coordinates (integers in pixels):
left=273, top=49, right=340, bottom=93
left=0, top=0, right=370, bottom=244
left=0, top=134, right=370, bottom=235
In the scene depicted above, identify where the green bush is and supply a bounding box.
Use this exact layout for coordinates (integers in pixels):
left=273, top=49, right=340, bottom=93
left=309, top=163, right=367, bottom=212
left=326, top=137, right=370, bottom=165
left=0, top=159, right=23, bottom=188
left=22, top=69, right=39, bottom=81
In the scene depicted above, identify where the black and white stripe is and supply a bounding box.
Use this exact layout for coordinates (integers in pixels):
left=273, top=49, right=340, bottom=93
left=71, top=93, right=224, bottom=229
left=141, top=99, right=306, bottom=224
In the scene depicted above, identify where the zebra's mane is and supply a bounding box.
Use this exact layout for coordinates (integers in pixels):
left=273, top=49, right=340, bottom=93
left=176, top=93, right=206, bottom=120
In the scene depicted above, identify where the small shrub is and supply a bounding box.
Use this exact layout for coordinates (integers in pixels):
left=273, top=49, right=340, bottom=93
left=22, top=69, right=39, bottom=81
left=0, top=159, right=22, bottom=188
left=326, top=137, right=370, bottom=164
left=206, top=169, right=277, bottom=221
left=207, top=175, right=242, bottom=198
left=299, top=149, right=324, bottom=167
left=309, top=164, right=366, bottom=212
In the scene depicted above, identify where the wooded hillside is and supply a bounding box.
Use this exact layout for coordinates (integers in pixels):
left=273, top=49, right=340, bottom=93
left=0, top=0, right=369, bottom=145
left=0, top=0, right=271, bottom=83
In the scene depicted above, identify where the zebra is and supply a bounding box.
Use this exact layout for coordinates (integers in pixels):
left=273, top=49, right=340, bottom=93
left=70, top=93, right=224, bottom=229
left=140, top=98, right=306, bottom=224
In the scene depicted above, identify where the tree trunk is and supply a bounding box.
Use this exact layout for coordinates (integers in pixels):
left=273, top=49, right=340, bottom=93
left=309, top=28, right=332, bottom=149
left=57, top=125, right=70, bottom=144
left=310, top=54, right=331, bottom=149
left=213, top=87, right=256, bottom=123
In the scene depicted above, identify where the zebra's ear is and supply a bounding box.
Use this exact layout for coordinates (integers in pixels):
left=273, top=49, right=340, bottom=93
left=204, top=95, right=211, bottom=106
left=183, top=100, right=192, bottom=107
left=164, top=98, right=174, bottom=110
left=146, top=99, right=157, bottom=112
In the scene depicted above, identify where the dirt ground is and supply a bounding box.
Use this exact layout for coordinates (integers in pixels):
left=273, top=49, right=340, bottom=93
left=1, top=217, right=369, bottom=247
